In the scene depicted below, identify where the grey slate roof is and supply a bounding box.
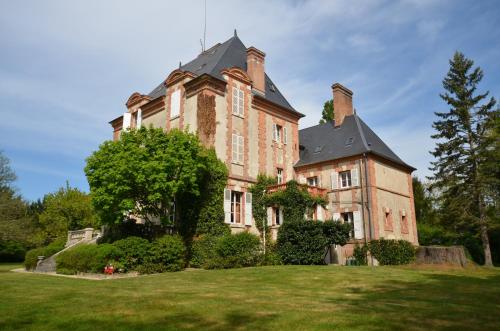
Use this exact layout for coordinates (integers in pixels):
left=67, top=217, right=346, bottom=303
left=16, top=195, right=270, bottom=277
left=296, top=115, right=415, bottom=170
left=147, top=35, right=298, bottom=114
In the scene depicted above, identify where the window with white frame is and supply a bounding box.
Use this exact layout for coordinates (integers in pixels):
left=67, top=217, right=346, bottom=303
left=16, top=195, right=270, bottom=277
left=277, top=168, right=283, bottom=184
left=232, top=134, right=244, bottom=164
left=230, top=191, right=242, bottom=224
left=275, top=207, right=282, bottom=225
left=307, top=176, right=318, bottom=187
left=232, top=87, right=244, bottom=117
left=341, top=212, right=354, bottom=238
left=273, top=124, right=282, bottom=142
left=339, top=171, right=352, bottom=188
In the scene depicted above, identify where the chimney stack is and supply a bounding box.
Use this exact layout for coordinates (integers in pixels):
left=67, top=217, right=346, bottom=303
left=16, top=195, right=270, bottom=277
left=332, top=83, right=353, bottom=127
left=246, top=47, right=266, bottom=94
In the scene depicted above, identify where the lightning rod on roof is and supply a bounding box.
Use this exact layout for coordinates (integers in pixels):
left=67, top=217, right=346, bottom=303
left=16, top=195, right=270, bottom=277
left=234, top=29, right=237, bottom=37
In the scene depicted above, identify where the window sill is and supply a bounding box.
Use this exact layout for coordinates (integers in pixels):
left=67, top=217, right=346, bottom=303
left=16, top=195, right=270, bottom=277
left=230, top=223, right=246, bottom=228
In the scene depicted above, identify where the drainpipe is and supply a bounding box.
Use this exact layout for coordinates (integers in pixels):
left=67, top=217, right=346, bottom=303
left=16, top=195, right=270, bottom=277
left=363, top=153, right=374, bottom=265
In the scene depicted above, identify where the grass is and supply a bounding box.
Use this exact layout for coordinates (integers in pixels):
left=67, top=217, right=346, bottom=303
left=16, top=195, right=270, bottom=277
left=0, top=263, right=499, bottom=330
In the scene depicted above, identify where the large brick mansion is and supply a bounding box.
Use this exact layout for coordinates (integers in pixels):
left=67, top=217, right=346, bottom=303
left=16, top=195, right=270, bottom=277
left=109, top=32, right=418, bottom=264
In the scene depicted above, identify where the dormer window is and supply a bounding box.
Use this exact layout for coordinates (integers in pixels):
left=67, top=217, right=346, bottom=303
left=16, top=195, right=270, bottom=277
left=232, top=87, right=244, bottom=117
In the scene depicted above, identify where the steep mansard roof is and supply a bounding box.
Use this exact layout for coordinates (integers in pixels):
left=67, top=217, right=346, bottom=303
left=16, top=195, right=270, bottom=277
left=296, top=115, right=415, bottom=170
left=147, top=35, right=297, bottom=113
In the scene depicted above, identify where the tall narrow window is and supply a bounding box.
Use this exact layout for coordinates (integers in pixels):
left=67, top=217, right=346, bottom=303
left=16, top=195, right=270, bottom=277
left=232, top=87, right=244, bottom=117
left=277, top=168, right=283, bottom=184
left=232, top=134, right=244, bottom=164
left=341, top=212, right=354, bottom=238
left=231, top=191, right=242, bottom=224
left=273, top=124, right=283, bottom=142
left=339, top=171, right=352, bottom=188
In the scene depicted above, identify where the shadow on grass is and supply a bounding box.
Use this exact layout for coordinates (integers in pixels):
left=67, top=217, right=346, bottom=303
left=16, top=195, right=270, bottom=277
left=1, top=310, right=279, bottom=331
left=327, top=271, right=500, bottom=331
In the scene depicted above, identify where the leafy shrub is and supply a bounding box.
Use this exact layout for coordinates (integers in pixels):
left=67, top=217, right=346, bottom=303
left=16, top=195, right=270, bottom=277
left=352, top=244, right=368, bottom=265
left=112, top=236, right=151, bottom=271
left=212, top=232, right=261, bottom=269
left=24, top=239, right=66, bottom=270
left=98, top=219, right=168, bottom=243
left=0, top=240, right=26, bottom=262
left=145, top=235, right=186, bottom=273
left=368, top=239, right=416, bottom=265
left=55, top=244, right=121, bottom=274
left=322, top=220, right=352, bottom=246
left=260, top=242, right=282, bottom=266
left=190, top=234, right=220, bottom=268
left=277, top=220, right=327, bottom=265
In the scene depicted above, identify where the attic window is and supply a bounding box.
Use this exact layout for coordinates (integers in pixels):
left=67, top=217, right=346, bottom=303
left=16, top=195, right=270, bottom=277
left=313, top=146, right=323, bottom=154
left=196, top=63, right=206, bottom=71
left=269, top=84, right=276, bottom=92
left=345, top=137, right=354, bottom=146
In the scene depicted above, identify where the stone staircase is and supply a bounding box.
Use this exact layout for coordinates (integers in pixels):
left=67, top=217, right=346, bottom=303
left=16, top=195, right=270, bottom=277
left=35, top=228, right=101, bottom=273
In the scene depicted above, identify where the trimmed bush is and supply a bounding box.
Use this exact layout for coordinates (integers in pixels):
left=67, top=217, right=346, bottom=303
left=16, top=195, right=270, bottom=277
left=190, top=234, right=220, bottom=268
left=112, top=236, right=151, bottom=271
left=56, top=244, right=121, bottom=274
left=145, top=235, right=186, bottom=273
left=190, top=232, right=262, bottom=269
left=352, top=244, right=368, bottom=266
left=24, top=239, right=65, bottom=270
left=277, top=220, right=327, bottom=265
left=369, top=239, right=416, bottom=265
left=212, top=232, right=261, bottom=269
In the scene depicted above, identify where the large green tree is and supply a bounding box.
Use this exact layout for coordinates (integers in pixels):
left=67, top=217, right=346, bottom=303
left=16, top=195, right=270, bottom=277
left=319, top=99, right=334, bottom=124
left=429, top=51, right=498, bottom=266
left=85, top=127, right=228, bottom=240
left=38, top=184, right=97, bottom=242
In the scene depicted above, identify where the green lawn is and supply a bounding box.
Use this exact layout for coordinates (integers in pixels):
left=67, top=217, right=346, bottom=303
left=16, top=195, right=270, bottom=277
left=0, top=264, right=499, bottom=331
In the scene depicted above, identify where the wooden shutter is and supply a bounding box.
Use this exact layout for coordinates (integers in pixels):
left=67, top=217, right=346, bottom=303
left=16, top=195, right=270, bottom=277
left=279, top=208, right=284, bottom=224
left=238, top=89, right=244, bottom=116
left=238, top=136, right=244, bottom=163
left=351, top=168, right=359, bottom=186
left=232, top=134, right=237, bottom=162
left=232, top=87, right=238, bottom=114
left=224, top=189, right=232, bottom=224
left=123, top=113, right=132, bottom=130
left=299, top=175, right=306, bottom=184
left=316, top=205, right=324, bottom=221
left=353, top=211, right=363, bottom=239
left=136, top=109, right=142, bottom=128
left=333, top=213, right=341, bottom=221
left=272, top=124, right=277, bottom=141
left=331, top=171, right=338, bottom=190
left=244, top=192, right=252, bottom=226
left=283, top=127, right=288, bottom=144
left=267, top=207, right=273, bottom=226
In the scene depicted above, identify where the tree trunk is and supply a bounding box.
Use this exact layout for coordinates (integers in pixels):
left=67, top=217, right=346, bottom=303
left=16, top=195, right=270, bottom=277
left=478, top=200, right=493, bottom=266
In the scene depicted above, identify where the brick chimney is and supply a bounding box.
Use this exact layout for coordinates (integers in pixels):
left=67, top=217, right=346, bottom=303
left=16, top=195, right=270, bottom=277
left=246, top=47, right=266, bottom=94
left=332, top=83, right=353, bottom=127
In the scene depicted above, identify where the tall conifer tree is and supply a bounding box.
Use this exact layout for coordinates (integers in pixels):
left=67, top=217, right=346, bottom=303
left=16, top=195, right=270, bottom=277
left=319, top=99, right=334, bottom=124
left=429, top=51, right=497, bottom=266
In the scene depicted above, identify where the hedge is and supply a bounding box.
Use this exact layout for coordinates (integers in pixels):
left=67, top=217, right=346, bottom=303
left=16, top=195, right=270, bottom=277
left=55, top=244, right=122, bottom=274
left=112, top=236, right=151, bottom=271
left=368, top=239, right=416, bottom=265
left=0, top=240, right=26, bottom=262
left=24, top=239, right=66, bottom=270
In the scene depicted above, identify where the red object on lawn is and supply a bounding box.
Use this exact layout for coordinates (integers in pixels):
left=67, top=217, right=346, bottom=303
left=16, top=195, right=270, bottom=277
left=104, top=265, right=114, bottom=275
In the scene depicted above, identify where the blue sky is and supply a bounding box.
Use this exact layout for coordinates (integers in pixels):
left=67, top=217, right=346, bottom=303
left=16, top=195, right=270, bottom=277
left=1, top=0, right=499, bottom=201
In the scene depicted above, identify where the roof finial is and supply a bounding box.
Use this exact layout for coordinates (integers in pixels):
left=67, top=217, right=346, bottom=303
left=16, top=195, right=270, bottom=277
left=234, top=29, right=237, bottom=37
left=179, top=61, right=182, bottom=69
